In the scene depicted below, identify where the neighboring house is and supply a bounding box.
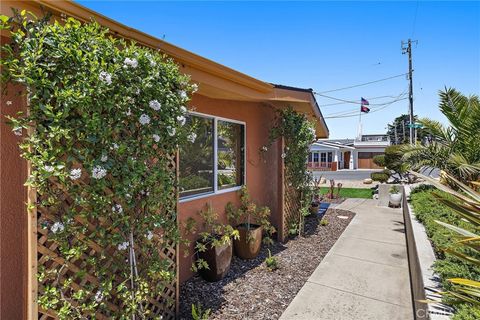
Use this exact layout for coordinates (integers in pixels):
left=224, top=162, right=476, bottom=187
left=308, top=134, right=390, bottom=171
left=0, top=1, right=328, bottom=318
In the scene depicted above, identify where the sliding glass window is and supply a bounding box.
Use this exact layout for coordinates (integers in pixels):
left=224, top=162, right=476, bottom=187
left=179, top=114, right=245, bottom=200
left=179, top=116, right=214, bottom=198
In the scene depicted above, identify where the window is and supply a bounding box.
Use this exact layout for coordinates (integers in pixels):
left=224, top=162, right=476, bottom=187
left=308, top=153, right=313, bottom=162
left=179, top=116, right=214, bottom=198
left=327, top=152, right=333, bottom=163
left=313, top=153, right=319, bottom=163
left=320, top=152, right=326, bottom=163
left=179, top=113, right=245, bottom=200
left=217, top=120, right=245, bottom=190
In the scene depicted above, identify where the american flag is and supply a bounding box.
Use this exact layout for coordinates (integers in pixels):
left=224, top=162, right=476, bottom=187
left=361, top=97, right=370, bottom=113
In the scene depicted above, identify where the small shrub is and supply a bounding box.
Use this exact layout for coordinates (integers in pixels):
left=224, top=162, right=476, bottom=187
left=320, top=218, right=329, bottom=226
left=373, top=154, right=386, bottom=167
left=389, top=185, right=400, bottom=194
left=191, top=302, right=211, bottom=320
left=288, top=221, right=299, bottom=236
left=265, top=249, right=279, bottom=271
left=371, top=172, right=389, bottom=183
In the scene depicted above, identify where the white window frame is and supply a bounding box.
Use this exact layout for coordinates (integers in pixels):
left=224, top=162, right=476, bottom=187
left=179, top=111, right=247, bottom=203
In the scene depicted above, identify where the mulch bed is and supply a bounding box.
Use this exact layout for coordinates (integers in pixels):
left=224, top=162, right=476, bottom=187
left=179, top=208, right=355, bottom=320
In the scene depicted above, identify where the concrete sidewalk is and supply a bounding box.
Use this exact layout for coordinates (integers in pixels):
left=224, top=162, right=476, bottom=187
left=280, top=199, right=413, bottom=320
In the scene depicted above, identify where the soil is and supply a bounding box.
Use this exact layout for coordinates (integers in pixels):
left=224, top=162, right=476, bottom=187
left=179, top=208, right=355, bottom=320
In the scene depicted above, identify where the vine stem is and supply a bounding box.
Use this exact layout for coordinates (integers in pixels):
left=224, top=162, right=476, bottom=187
left=129, top=230, right=136, bottom=320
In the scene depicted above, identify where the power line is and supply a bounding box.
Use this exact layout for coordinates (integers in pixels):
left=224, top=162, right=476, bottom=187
left=323, top=88, right=408, bottom=116
left=316, top=92, right=408, bottom=107
left=315, top=73, right=407, bottom=94
left=320, top=94, right=406, bottom=107
left=324, top=88, right=409, bottom=118
left=324, top=97, right=407, bottom=119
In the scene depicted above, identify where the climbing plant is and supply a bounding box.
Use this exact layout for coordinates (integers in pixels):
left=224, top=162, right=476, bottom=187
left=261, top=107, right=316, bottom=237
left=263, top=107, right=316, bottom=190
left=1, top=11, right=196, bottom=318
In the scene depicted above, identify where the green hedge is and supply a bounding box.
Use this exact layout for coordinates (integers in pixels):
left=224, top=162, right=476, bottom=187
left=371, top=172, right=389, bottom=183
left=410, top=189, right=480, bottom=319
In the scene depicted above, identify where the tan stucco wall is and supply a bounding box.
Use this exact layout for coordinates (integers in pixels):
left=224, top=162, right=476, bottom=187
left=178, top=94, right=282, bottom=283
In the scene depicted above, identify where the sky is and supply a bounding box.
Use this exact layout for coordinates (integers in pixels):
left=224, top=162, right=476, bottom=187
left=77, top=1, right=480, bottom=139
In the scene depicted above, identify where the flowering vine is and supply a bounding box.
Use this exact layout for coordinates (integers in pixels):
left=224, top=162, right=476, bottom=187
left=1, top=11, right=195, bottom=318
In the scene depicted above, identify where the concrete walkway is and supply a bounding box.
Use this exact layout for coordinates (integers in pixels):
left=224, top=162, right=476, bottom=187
left=280, top=198, right=413, bottom=320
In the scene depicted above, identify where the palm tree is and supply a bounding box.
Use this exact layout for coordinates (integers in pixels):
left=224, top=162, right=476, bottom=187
left=403, top=88, right=480, bottom=184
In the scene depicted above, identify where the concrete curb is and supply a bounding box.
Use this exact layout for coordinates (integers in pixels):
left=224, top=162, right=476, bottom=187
left=403, top=185, right=453, bottom=320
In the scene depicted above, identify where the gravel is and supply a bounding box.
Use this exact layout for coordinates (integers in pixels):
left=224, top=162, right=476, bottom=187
left=179, top=208, right=355, bottom=320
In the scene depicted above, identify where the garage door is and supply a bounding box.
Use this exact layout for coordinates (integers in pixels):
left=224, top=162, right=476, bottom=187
left=358, top=152, right=384, bottom=169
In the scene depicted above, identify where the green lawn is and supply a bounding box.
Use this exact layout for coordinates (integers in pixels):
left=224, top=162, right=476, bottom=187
left=318, top=187, right=373, bottom=199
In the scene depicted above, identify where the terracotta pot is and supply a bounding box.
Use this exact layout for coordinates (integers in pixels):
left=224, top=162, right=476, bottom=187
left=197, top=237, right=232, bottom=282
left=234, top=224, right=262, bottom=259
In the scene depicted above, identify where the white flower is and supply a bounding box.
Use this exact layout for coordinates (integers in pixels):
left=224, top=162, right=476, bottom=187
left=177, top=115, right=186, bottom=126
left=13, top=127, right=22, bottom=136
left=179, top=90, right=188, bottom=100
left=111, top=143, right=119, bottom=150
left=167, top=126, right=176, bottom=137
left=6, top=100, right=12, bottom=106
left=150, top=59, right=156, bottom=67
left=180, top=106, right=187, bottom=114
left=117, top=241, right=129, bottom=251
left=149, top=100, right=161, bottom=111
left=125, top=108, right=132, bottom=116
left=281, top=153, right=287, bottom=159
left=191, top=83, right=198, bottom=93
left=123, top=57, right=138, bottom=68
left=112, top=204, right=123, bottom=214
left=146, top=231, right=154, bottom=241
left=187, top=132, right=197, bottom=143
left=261, top=146, right=268, bottom=152
left=139, top=114, right=150, bottom=125
left=69, top=168, right=82, bottom=180
left=45, top=165, right=54, bottom=172
left=51, top=221, right=65, bottom=234
left=92, top=166, right=107, bottom=179
left=136, top=88, right=141, bottom=95
left=125, top=193, right=131, bottom=199
left=99, top=71, right=112, bottom=85
left=101, top=155, right=108, bottom=162
left=153, top=134, right=160, bottom=142
left=94, top=291, right=103, bottom=303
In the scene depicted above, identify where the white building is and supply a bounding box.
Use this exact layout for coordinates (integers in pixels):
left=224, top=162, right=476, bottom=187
left=308, top=134, right=390, bottom=171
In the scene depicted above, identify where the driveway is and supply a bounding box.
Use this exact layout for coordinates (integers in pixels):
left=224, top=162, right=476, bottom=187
left=312, top=170, right=381, bottom=181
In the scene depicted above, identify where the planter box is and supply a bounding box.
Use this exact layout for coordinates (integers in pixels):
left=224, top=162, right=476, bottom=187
left=403, top=186, right=453, bottom=319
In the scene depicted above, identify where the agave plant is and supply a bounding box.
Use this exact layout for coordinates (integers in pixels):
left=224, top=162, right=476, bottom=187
left=403, top=88, right=480, bottom=185
left=411, top=171, right=480, bottom=306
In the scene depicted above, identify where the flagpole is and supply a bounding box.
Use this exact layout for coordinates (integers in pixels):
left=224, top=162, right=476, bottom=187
left=357, top=99, right=362, bottom=141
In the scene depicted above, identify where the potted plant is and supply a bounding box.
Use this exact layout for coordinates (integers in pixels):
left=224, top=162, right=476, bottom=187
left=310, top=193, right=321, bottom=215
left=389, top=185, right=402, bottom=207
left=309, top=177, right=322, bottom=215
left=226, top=186, right=275, bottom=259
left=193, top=204, right=239, bottom=282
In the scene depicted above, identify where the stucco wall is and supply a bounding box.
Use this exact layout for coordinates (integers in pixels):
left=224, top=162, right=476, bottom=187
left=0, top=78, right=28, bottom=319
left=178, top=94, right=281, bottom=283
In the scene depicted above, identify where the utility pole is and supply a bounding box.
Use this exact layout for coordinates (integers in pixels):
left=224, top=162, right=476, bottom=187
left=402, top=39, right=417, bottom=144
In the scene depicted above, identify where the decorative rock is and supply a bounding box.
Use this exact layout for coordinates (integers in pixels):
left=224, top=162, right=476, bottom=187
left=320, top=177, right=326, bottom=184
left=363, top=178, right=373, bottom=184
left=337, top=215, right=349, bottom=219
